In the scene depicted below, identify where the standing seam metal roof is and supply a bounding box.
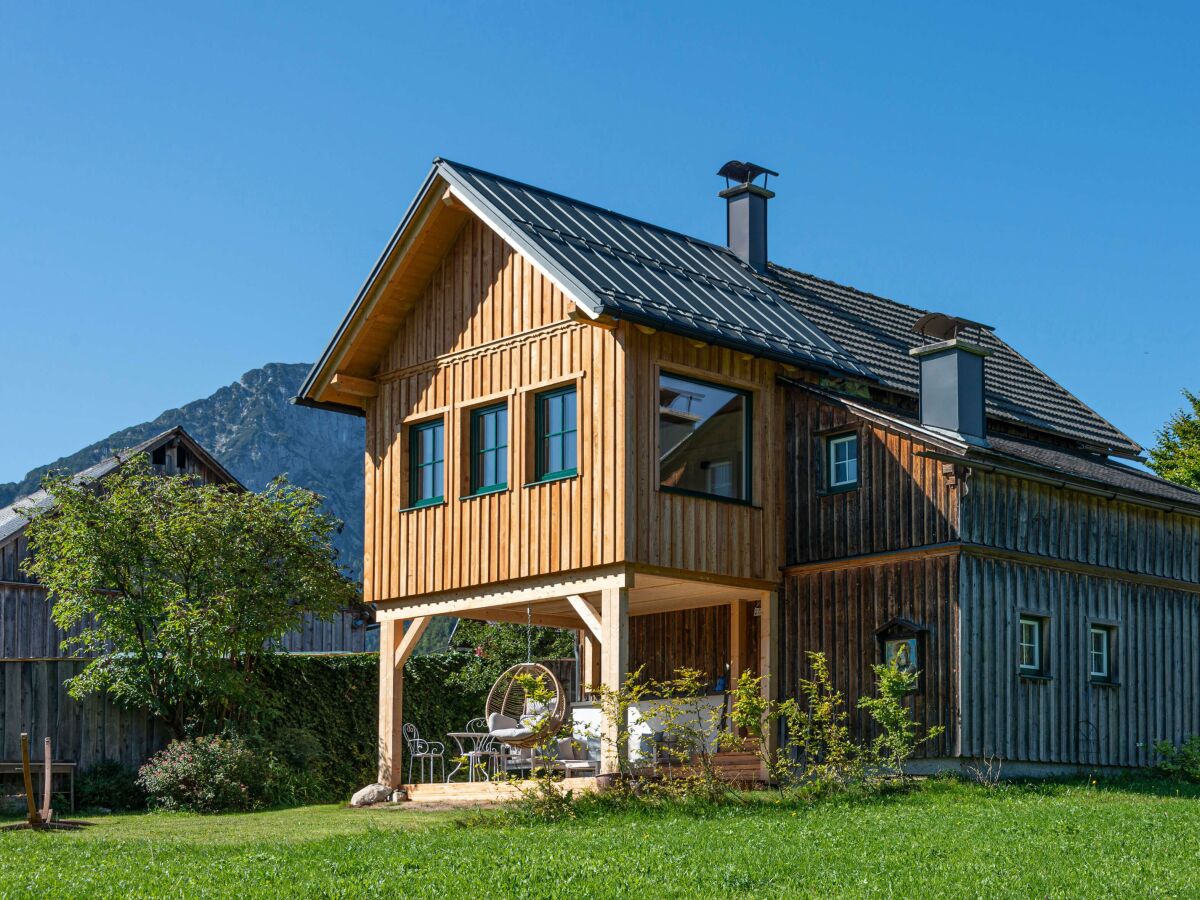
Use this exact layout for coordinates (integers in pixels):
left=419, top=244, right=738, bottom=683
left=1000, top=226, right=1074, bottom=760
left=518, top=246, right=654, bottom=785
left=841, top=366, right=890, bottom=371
left=439, top=160, right=875, bottom=379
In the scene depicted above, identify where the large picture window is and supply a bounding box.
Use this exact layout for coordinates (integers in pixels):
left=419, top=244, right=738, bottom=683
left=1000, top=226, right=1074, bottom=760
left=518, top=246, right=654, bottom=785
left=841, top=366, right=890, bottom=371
left=534, top=386, right=577, bottom=482
left=658, top=373, right=750, bottom=502
left=409, top=419, right=445, bottom=507
left=470, top=404, right=508, bottom=495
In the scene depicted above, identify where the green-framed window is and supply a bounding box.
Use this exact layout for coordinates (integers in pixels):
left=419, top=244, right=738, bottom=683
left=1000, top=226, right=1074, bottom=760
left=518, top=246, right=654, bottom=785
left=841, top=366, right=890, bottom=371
left=534, top=386, right=578, bottom=481
left=470, top=403, right=509, bottom=495
left=409, top=419, right=445, bottom=507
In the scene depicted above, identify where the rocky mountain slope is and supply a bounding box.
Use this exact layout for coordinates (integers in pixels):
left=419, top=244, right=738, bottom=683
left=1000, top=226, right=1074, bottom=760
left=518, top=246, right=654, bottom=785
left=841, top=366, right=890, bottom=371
left=0, top=363, right=365, bottom=577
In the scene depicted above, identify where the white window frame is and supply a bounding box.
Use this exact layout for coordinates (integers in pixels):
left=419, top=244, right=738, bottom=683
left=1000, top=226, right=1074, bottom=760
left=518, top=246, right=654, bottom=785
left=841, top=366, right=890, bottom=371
left=1089, top=625, right=1112, bottom=680
left=827, top=433, right=859, bottom=489
left=1019, top=616, right=1043, bottom=673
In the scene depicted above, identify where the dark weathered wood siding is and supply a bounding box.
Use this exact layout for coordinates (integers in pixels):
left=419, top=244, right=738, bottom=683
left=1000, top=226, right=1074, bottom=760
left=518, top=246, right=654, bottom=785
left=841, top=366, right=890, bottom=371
left=957, top=470, right=1200, bottom=767
left=960, top=471, right=1200, bottom=582
left=629, top=605, right=732, bottom=686
left=785, top=390, right=959, bottom=564
left=2, top=582, right=369, bottom=658
left=783, top=555, right=960, bottom=757
left=0, top=659, right=170, bottom=769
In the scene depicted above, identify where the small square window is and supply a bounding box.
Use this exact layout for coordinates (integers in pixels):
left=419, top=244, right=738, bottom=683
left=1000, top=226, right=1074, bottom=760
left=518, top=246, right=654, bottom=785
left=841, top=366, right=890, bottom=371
left=1019, top=615, right=1049, bottom=676
left=826, top=433, right=859, bottom=490
left=1090, top=625, right=1116, bottom=683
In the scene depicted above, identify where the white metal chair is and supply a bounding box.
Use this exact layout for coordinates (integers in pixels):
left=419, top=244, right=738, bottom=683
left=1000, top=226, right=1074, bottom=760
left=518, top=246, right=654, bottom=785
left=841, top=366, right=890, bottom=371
left=463, top=717, right=501, bottom=781
left=403, top=723, right=445, bottom=784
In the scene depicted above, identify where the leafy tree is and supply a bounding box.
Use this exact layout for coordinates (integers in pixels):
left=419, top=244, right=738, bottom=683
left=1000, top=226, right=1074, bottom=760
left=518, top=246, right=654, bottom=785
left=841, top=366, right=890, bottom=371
left=21, top=456, right=359, bottom=738
left=448, top=619, right=576, bottom=694
left=1148, top=390, right=1200, bottom=490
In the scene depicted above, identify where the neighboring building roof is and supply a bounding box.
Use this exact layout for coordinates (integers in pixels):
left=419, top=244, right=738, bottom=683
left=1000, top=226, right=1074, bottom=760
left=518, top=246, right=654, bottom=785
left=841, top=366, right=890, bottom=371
left=435, top=160, right=874, bottom=378
left=0, top=427, right=242, bottom=545
left=761, top=266, right=1141, bottom=457
left=787, top=380, right=1200, bottom=512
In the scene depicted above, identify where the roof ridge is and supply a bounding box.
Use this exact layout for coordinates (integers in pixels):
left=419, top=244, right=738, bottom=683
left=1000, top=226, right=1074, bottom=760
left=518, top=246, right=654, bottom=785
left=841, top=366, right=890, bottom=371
left=436, top=158, right=747, bottom=263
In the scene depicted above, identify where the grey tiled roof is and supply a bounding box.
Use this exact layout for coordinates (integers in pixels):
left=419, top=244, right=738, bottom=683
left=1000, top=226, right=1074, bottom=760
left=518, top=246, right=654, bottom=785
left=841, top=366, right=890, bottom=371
left=982, top=435, right=1200, bottom=507
left=440, top=160, right=874, bottom=379
left=760, top=265, right=1141, bottom=456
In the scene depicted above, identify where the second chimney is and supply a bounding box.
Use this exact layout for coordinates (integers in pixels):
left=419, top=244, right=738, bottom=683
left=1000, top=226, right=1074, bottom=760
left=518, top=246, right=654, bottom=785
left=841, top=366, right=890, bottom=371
left=909, top=337, right=991, bottom=445
left=717, top=161, right=778, bottom=272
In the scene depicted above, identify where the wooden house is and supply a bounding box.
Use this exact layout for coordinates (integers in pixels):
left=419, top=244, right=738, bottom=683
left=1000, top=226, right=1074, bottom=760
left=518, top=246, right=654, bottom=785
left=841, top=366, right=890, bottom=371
left=0, top=426, right=370, bottom=769
left=297, top=159, right=1200, bottom=783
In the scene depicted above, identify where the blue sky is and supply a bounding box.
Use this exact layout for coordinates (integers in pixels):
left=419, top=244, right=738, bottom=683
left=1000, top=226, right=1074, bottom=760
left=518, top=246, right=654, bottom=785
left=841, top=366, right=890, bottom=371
left=2, top=2, right=1197, bottom=480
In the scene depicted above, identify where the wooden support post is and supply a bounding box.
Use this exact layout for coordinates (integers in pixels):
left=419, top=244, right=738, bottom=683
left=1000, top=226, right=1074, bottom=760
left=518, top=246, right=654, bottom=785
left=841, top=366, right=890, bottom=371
left=378, top=620, right=403, bottom=788
left=567, top=594, right=603, bottom=643
left=579, top=631, right=602, bottom=698
left=730, top=600, right=748, bottom=683
left=377, top=616, right=432, bottom=789
left=599, top=586, right=629, bottom=775
left=41, top=737, right=52, bottom=823
left=758, top=591, right=779, bottom=780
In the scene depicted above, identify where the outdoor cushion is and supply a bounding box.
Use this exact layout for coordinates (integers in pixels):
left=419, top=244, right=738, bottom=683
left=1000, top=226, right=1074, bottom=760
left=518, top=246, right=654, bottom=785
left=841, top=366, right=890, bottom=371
left=490, top=727, right=535, bottom=742
left=488, top=712, right=519, bottom=732
left=555, top=738, right=576, bottom=760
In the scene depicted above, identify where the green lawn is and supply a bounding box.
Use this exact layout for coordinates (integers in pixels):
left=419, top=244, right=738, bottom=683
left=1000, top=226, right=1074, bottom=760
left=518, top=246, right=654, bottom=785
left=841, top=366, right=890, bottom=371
left=2, top=779, right=1199, bottom=898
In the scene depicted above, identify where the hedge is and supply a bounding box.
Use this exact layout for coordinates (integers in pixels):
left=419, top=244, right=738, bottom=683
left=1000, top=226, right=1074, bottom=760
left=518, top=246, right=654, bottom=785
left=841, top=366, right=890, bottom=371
left=253, top=650, right=494, bottom=798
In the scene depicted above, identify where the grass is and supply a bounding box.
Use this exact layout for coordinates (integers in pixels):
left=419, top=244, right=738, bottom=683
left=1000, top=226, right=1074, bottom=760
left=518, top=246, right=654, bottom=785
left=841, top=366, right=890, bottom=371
left=2, top=778, right=1199, bottom=897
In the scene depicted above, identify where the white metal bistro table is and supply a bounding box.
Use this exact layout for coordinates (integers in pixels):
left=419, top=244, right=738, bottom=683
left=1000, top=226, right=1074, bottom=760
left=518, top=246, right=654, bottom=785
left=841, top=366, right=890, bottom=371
left=444, top=731, right=496, bottom=782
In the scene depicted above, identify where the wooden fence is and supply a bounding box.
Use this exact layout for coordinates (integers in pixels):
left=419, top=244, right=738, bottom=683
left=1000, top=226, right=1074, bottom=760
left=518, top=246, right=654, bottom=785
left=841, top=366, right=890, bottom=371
left=0, top=659, right=170, bottom=771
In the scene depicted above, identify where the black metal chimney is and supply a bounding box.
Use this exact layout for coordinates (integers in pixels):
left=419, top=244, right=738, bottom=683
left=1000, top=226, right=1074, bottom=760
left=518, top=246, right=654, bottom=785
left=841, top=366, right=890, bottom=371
left=909, top=313, right=992, bottom=445
left=717, top=161, right=778, bottom=272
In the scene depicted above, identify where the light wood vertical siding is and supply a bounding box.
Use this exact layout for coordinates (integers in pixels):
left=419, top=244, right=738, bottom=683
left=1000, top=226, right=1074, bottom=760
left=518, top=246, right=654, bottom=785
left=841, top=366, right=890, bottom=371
left=626, top=328, right=784, bottom=582
left=363, top=218, right=625, bottom=602
left=785, top=390, right=959, bottom=563
left=958, top=554, right=1200, bottom=767
left=783, top=555, right=960, bottom=758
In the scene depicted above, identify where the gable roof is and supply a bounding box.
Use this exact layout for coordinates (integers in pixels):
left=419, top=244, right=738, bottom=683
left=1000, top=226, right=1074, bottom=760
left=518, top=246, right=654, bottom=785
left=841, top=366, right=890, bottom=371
left=298, top=159, right=1140, bottom=460
left=296, top=159, right=873, bottom=413
left=762, top=267, right=1141, bottom=457
left=439, top=161, right=872, bottom=378
left=0, top=427, right=242, bottom=545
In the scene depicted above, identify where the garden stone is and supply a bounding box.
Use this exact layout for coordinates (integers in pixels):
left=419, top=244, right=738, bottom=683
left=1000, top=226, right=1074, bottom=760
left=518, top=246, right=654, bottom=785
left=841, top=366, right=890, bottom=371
left=350, top=783, right=393, bottom=807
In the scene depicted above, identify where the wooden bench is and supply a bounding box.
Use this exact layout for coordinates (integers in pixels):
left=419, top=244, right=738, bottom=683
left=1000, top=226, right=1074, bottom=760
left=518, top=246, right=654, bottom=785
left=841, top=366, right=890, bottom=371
left=0, top=761, right=75, bottom=811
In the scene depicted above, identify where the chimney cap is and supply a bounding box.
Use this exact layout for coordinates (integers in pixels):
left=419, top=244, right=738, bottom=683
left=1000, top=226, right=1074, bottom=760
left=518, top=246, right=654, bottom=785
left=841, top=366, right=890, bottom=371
left=912, top=311, right=992, bottom=342
left=717, top=160, right=779, bottom=188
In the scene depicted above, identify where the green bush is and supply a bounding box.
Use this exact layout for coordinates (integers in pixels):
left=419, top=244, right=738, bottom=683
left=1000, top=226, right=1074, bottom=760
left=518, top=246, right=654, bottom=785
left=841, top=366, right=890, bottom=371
left=77, top=760, right=146, bottom=811
left=1156, top=736, right=1200, bottom=782
left=137, top=735, right=266, bottom=813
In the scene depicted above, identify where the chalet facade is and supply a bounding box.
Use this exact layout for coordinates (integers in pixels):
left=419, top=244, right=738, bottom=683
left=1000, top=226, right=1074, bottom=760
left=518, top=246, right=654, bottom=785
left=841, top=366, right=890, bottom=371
left=298, top=159, right=1200, bottom=782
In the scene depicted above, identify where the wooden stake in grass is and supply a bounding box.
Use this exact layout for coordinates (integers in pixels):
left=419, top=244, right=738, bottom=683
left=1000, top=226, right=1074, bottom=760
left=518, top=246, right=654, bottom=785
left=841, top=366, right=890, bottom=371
left=0, top=732, right=93, bottom=832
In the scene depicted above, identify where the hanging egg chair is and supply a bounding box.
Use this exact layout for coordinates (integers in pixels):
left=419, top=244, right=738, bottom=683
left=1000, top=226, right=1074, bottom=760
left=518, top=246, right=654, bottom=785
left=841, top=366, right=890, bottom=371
left=484, top=662, right=568, bottom=750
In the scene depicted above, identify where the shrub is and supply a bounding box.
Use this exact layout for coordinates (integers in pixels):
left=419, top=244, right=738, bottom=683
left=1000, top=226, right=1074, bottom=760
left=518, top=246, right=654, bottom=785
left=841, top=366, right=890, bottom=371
left=78, top=760, right=146, bottom=811
left=137, top=735, right=266, bottom=813
left=1156, top=736, right=1200, bottom=782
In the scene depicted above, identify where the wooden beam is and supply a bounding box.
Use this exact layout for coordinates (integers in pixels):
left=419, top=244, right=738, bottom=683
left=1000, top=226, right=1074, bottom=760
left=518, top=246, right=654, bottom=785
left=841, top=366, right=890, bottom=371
left=599, top=586, right=629, bottom=775
left=567, top=594, right=603, bottom=643
left=394, top=615, right=431, bottom=668
left=440, top=186, right=468, bottom=212
left=331, top=372, right=379, bottom=398
left=451, top=606, right=581, bottom=629
left=567, top=308, right=618, bottom=330
left=634, top=323, right=657, bottom=335
left=373, top=568, right=628, bottom=620
left=579, top=631, right=601, bottom=698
